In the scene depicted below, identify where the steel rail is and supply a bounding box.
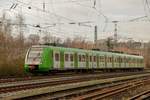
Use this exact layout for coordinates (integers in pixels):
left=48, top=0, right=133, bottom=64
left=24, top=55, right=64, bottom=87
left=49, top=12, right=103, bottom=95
left=129, top=90, right=150, bottom=100
left=0, top=73, right=150, bottom=99
left=69, top=78, right=150, bottom=100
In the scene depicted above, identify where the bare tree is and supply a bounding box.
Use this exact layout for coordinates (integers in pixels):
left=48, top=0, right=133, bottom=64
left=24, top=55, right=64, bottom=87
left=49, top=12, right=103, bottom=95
left=16, top=13, right=26, bottom=46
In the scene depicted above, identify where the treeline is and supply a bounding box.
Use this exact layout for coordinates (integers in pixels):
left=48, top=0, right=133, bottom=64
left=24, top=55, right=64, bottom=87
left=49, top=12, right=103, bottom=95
left=0, top=30, right=150, bottom=77
left=0, top=13, right=29, bottom=76
left=0, top=33, right=94, bottom=76
left=0, top=33, right=29, bottom=76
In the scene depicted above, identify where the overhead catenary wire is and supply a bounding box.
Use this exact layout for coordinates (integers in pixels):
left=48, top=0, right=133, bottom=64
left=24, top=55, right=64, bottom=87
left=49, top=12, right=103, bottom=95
left=10, top=0, right=94, bottom=27
left=70, top=0, right=108, bottom=27
left=31, top=26, right=76, bottom=39
left=13, top=0, right=76, bottom=22
left=2, top=0, right=150, bottom=42
left=0, top=8, right=93, bottom=38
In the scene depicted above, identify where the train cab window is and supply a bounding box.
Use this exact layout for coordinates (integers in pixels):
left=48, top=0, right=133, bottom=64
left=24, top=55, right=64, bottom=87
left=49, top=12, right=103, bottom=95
left=55, top=53, right=60, bottom=61
left=65, top=54, right=69, bottom=61
left=70, top=54, right=74, bottom=62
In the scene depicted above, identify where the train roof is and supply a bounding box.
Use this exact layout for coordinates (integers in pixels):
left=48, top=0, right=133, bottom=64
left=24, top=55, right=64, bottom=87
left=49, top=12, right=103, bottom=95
left=31, top=45, right=144, bottom=59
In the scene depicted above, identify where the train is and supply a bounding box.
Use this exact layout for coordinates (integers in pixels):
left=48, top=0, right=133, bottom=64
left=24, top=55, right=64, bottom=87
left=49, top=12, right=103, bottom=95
left=24, top=45, right=144, bottom=73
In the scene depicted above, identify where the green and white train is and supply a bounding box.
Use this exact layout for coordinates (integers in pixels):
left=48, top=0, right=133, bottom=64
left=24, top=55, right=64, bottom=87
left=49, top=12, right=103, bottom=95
left=24, top=45, right=144, bottom=73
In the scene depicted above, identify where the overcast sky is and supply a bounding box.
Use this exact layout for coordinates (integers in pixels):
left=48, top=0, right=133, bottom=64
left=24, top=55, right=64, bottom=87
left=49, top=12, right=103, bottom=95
left=0, top=0, right=150, bottom=42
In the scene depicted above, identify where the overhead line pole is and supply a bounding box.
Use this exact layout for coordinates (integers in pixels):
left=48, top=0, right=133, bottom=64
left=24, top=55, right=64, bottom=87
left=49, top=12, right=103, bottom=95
left=112, top=21, right=118, bottom=44
left=94, top=25, right=98, bottom=48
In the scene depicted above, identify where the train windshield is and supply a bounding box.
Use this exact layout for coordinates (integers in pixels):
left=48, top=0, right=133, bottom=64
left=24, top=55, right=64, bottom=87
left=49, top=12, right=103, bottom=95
left=26, top=47, right=43, bottom=64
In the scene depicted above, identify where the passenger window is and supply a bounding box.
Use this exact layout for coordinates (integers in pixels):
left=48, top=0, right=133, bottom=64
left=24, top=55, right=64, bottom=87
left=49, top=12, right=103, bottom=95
left=99, top=56, right=101, bottom=62
left=107, top=57, right=110, bottom=62
left=120, top=58, right=122, bottom=63
left=102, top=57, right=105, bottom=62
left=94, top=56, right=96, bottom=62
left=110, top=57, right=112, bottom=62
left=82, top=55, right=86, bottom=62
left=55, top=53, right=59, bottom=61
left=86, top=55, right=89, bottom=62
left=97, top=56, right=99, bottom=62
left=70, top=54, right=74, bottom=61
left=100, top=56, right=104, bottom=62
left=107, top=57, right=109, bottom=62
left=90, top=56, right=92, bottom=62
left=79, top=55, right=82, bottom=62
left=65, top=54, right=69, bottom=61
left=117, top=58, right=120, bottom=63
left=124, top=58, right=126, bottom=63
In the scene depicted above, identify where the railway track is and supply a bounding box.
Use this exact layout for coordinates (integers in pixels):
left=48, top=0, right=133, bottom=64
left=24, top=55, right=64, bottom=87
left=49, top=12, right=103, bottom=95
left=71, top=77, right=150, bottom=100
left=129, top=90, right=150, bottom=100
left=0, top=72, right=146, bottom=93
left=0, top=71, right=148, bottom=83
left=29, top=75, right=150, bottom=100
left=0, top=72, right=150, bottom=99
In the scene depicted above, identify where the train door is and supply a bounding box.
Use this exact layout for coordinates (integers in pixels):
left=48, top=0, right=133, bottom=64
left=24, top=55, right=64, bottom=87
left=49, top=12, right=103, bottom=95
left=114, top=56, right=118, bottom=68
left=106, top=55, right=112, bottom=68
left=64, top=52, right=74, bottom=69
left=137, top=59, right=140, bottom=68
left=53, top=51, right=60, bottom=69
left=99, top=55, right=105, bottom=69
left=93, top=55, right=97, bottom=68
left=120, top=57, right=123, bottom=68
left=126, top=56, right=129, bottom=68
left=121, top=56, right=125, bottom=68
left=124, top=57, right=126, bottom=68
left=78, top=53, right=86, bottom=68
left=128, top=57, right=131, bottom=68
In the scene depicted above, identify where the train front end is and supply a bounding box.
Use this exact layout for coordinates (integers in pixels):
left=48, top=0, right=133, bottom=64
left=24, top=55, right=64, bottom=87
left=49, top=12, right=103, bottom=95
left=24, top=46, right=44, bottom=73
